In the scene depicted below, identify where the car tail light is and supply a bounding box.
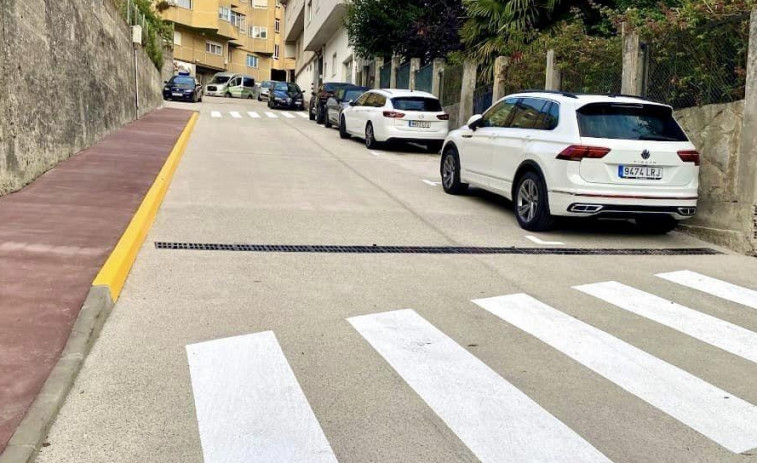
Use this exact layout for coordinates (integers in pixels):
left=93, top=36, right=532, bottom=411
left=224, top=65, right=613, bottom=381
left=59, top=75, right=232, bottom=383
left=556, top=145, right=611, bottom=161
left=383, top=111, right=405, bottom=118
left=437, top=114, right=450, bottom=120
left=677, top=149, right=700, bottom=166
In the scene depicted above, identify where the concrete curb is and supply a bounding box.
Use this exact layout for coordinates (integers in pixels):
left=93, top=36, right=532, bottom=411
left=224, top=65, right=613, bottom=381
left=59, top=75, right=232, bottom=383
left=0, top=112, right=198, bottom=463
left=0, top=287, right=113, bottom=463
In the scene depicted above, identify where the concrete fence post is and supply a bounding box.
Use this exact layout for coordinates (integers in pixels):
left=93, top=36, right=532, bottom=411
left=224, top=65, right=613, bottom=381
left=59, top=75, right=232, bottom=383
left=545, top=49, right=561, bottom=91
left=459, top=60, right=477, bottom=125
left=621, top=22, right=645, bottom=96
left=374, top=57, right=384, bottom=89
left=739, top=7, right=757, bottom=254
left=431, top=58, right=445, bottom=98
left=492, top=56, right=509, bottom=102
left=409, top=58, right=421, bottom=90
left=390, top=56, right=401, bottom=88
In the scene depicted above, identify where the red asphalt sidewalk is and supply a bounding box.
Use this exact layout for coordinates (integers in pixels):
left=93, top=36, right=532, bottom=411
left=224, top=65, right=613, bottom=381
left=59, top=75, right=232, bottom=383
left=0, top=108, right=194, bottom=454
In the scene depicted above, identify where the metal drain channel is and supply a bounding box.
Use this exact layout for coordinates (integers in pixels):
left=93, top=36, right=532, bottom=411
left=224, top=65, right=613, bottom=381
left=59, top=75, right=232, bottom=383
left=154, top=242, right=720, bottom=256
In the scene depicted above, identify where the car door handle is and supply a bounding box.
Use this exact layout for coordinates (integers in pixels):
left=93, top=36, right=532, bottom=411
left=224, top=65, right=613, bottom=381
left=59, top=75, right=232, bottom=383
left=462, top=134, right=473, bottom=138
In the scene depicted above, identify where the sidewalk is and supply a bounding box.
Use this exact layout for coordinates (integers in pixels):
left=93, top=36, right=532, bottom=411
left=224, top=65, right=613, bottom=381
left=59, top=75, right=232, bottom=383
left=0, top=108, right=195, bottom=455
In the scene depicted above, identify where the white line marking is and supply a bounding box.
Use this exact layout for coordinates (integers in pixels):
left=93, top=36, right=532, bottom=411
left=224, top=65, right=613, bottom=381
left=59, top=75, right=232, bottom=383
left=657, top=270, right=757, bottom=310
left=368, top=151, right=381, bottom=157
left=210, top=111, right=222, bottom=118
left=186, top=332, right=338, bottom=463
left=297, top=112, right=309, bottom=118
left=575, top=281, right=757, bottom=365
left=525, top=235, right=565, bottom=245
left=280, top=112, right=296, bottom=119
left=229, top=111, right=242, bottom=119
left=265, top=111, right=278, bottom=118
left=472, top=294, right=757, bottom=453
left=247, top=111, right=260, bottom=118
left=348, top=309, right=612, bottom=463
left=422, top=179, right=441, bottom=186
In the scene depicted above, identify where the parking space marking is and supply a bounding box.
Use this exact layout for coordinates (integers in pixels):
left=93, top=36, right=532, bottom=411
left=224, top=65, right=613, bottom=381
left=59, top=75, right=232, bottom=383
left=247, top=111, right=260, bottom=118
left=473, top=293, right=757, bottom=454
left=349, top=309, right=612, bottom=463
left=297, top=112, right=310, bottom=118
left=525, top=235, right=565, bottom=246
left=422, top=180, right=441, bottom=186
left=369, top=151, right=381, bottom=157
left=280, top=112, right=296, bottom=119
left=230, top=111, right=242, bottom=119
left=657, top=270, right=757, bottom=311
left=265, top=112, right=279, bottom=119
left=210, top=111, right=222, bottom=118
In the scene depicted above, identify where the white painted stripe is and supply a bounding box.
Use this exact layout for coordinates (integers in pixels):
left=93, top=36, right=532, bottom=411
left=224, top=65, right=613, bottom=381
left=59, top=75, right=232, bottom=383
left=422, top=179, right=441, bottom=186
left=229, top=111, right=242, bottom=119
left=348, top=309, right=612, bottom=463
left=210, top=111, right=222, bottom=118
left=247, top=111, right=260, bottom=118
left=525, top=235, right=565, bottom=245
left=473, top=294, right=757, bottom=454
left=575, top=281, right=757, bottom=365
left=297, top=112, right=310, bottom=118
left=265, top=111, right=278, bottom=118
left=186, top=332, right=338, bottom=463
left=657, top=270, right=757, bottom=310
left=280, top=112, right=296, bottom=119
left=368, top=151, right=381, bottom=157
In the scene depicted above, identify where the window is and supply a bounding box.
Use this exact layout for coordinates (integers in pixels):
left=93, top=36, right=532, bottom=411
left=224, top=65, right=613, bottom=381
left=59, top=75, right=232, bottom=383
left=253, top=0, right=268, bottom=7
left=231, top=12, right=245, bottom=30
left=218, top=6, right=231, bottom=21
left=246, top=54, right=259, bottom=68
left=176, top=0, right=192, bottom=8
left=480, top=98, right=517, bottom=128
left=355, top=93, right=371, bottom=106
left=205, top=41, right=223, bottom=56
left=251, top=27, right=268, bottom=39
left=275, top=19, right=280, bottom=33
left=577, top=103, right=688, bottom=141
left=508, top=98, right=548, bottom=129
left=332, top=53, right=337, bottom=77
left=274, top=44, right=280, bottom=60
left=535, top=102, right=560, bottom=130
left=173, top=30, right=182, bottom=46
left=307, top=0, right=312, bottom=22
left=391, top=97, right=442, bottom=112
left=244, top=77, right=255, bottom=87
left=229, top=77, right=242, bottom=87
left=365, top=93, right=385, bottom=107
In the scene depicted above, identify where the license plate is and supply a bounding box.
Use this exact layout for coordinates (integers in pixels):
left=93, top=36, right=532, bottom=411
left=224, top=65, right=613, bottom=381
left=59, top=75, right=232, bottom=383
left=618, top=165, right=663, bottom=180
left=172, top=92, right=184, bottom=97
left=409, top=121, right=430, bottom=128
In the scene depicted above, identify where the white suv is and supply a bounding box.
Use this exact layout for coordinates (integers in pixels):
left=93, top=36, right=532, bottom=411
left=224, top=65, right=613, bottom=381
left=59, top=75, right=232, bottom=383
left=440, top=91, right=700, bottom=233
left=339, top=89, right=450, bottom=152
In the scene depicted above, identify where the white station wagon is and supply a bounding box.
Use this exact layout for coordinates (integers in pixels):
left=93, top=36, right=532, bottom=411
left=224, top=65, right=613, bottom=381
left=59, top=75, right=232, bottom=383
left=440, top=91, right=700, bottom=233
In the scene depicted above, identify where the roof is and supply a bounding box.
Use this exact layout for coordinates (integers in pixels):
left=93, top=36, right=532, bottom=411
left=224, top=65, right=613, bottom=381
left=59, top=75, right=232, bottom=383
left=373, top=89, right=437, bottom=99
left=505, top=91, right=671, bottom=109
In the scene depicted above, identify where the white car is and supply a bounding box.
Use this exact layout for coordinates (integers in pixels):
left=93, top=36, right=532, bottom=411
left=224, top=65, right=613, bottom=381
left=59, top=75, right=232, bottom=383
left=339, top=89, right=449, bottom=152
left=440, top=91, right=700, bottom=233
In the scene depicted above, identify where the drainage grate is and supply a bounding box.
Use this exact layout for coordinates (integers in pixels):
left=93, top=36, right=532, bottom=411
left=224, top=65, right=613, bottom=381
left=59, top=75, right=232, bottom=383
left=154, top=242, right=720, bottom=256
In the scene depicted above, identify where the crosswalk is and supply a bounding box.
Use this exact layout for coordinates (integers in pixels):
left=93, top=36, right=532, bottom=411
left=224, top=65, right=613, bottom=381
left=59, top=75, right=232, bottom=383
left=186, top=270, right=757, bottom=462
left=209, top=110, right=309, bottom=120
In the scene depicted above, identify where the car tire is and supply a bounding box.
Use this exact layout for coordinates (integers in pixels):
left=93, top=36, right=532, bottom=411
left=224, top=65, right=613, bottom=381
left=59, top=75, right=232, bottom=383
left=316, top=105, right=325, bottom=125
left=324, top=115, right=332, bottom=128
left=224, top=93, right=231, bottom=98
left=635, top=216, right=678, bottom=234
left=365, top=122, right=380, bottom=149
left=514, top=171, right=554, bottom=231
left=339, top=116, right=350, bottom=139
left=440, top=146, right=468, bottom=195
left=309, top=105, right=316, bottom=121
left=426, top=141, right=444, bottom=154
left=257, top=95, right=262, bottom=101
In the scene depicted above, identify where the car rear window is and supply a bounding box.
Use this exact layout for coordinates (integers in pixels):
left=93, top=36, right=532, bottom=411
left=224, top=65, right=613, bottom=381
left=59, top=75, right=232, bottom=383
left=391, top=97, right=442, bottom=112
left=577, top=103, right=688, bottom=141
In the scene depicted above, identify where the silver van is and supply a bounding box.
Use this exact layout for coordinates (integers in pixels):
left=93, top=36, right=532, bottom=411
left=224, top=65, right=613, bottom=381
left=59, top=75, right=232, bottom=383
left=205, top=72, right=238, bottom=97
left=224, top=75, right=257, bottom=99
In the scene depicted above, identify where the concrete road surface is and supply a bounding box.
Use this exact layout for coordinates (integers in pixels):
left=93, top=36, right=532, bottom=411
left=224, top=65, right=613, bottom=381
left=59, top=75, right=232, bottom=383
left=37, top=96, right=757, bottom=463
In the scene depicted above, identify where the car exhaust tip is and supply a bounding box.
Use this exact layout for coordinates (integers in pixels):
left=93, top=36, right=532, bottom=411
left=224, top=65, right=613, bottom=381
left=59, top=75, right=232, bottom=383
left=677, top=207, right=697, bottom=216
left=569, top=204, right=604, bottom=213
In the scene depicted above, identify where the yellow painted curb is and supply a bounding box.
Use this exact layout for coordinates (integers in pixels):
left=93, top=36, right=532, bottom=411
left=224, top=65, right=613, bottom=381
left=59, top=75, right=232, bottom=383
left=93, top=112, right=199, bottom=301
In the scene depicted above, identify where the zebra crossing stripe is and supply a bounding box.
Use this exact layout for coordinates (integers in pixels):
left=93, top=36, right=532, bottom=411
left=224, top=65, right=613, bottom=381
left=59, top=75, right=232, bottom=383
left=247, top=111, right=260, bottom=118
left=297, top=112, right=309, bottom=118
left=473, top=294, right=757, bottom=454
left=186, top=332, right=338, bottom=463
left=280, top=112, right=296, bottom=119
left=230, top=111, right=242, bottom=119
left=348, top=309, right=612, bottom=463
left=210, top=111, right=222, bottom=118
left=657, top=270, right=757, bottom=310
left=265, top=111, right=278, bottom=118
left=575, top=281, right=757, bottom=365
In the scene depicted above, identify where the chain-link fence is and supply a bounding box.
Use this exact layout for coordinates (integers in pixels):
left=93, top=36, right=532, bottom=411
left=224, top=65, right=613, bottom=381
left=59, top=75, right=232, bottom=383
left=644, top=14, right=750, bottom=109
left=558, top=35, right=622, bottom=95
left=500, top=50, right=546, bottom=96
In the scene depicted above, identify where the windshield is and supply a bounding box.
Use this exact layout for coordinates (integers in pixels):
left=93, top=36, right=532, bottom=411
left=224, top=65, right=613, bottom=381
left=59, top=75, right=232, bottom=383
left=274, top=82, right=301, bottom=93
left=577, top=103, right=688, bottom=141
left=170, top=76, right=195, bottom=86
left=210, top=75, right=231, bottom=84
left=391, top=97, right=442, bottom=112
left=343, top=89, right=366, bottom=102
left=262, top=81, right=274, bottom=88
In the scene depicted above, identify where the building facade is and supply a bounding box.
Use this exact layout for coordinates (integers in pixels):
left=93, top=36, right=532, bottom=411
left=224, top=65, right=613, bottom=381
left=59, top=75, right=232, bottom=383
left=160, top=0, right=295, bottom=85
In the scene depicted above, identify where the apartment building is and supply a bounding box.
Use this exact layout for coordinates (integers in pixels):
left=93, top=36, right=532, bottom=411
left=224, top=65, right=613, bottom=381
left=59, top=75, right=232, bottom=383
left=160, top=0, right=295, bottom=85
left=283, top=0, right=363, bottom=93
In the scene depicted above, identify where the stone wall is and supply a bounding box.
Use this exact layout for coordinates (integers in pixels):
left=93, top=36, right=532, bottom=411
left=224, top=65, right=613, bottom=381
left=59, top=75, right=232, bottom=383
left=0, top=0, right=163, bottom=196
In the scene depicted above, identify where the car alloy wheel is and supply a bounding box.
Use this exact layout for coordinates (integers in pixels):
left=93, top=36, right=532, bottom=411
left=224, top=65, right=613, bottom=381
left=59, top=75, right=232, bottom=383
left=517, top=178, right=539, bottom=223
left=442, top=155, right=456, bottom=190
left=365, top=123, right=377, bottom=149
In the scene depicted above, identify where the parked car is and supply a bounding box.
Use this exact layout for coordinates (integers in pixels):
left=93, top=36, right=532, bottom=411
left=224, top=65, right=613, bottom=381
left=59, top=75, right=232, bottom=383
left=439, top=91, right=700, bottom=233
left=163, top=73, right=203, bottom=103
left=257, top=80, right=276, bottom=101
left=224, top=75, right=256, bottom=99
left=310, top=82, right=353, bottom=123
left=339, top=89, right=449, bottom=152
left=268, top=82, right=305, bottom=110
left=205, top=72, right=237, bottom=97
left=324, top=86, right=370, bottom=129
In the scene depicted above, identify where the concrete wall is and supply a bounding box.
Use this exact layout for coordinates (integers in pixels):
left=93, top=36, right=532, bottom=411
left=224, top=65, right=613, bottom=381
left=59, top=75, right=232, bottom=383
left=322, top=27, right=355, bottom=84
left=0, top=0, right=163, bottom=197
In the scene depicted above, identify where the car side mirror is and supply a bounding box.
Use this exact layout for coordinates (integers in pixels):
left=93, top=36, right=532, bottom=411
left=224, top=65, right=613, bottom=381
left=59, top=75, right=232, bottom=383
left=163, top=81, right=168, bottom=84
left=349, top=100, right=357, bottom=106
left=467, top=114, right=483, bottom=130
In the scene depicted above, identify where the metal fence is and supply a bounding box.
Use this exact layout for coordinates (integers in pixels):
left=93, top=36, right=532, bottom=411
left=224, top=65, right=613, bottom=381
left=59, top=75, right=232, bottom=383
left=500, top=53, right=546, bottom=96
left=559, top=36, right=622, bottom=95
left=416, top=63, right=433, bottom=92
left=440, top=63, right=463, bottom=106
left=379, top=63, right=391, bottom=89
left=643, top=15, right=750, bottom=109
left=473, top=84, right=493, bottom=115
left=397, top=62, right=411, bottom=89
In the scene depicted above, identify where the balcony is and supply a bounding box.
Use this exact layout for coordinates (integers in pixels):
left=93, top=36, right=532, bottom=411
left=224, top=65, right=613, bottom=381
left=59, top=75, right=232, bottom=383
left=161, top=3, right=219, bottom=30
left=217, top=20, right=240, bottom=40
left=303, top=0, right=347, bottom=52
left=283, top=0, right=304, bottom=42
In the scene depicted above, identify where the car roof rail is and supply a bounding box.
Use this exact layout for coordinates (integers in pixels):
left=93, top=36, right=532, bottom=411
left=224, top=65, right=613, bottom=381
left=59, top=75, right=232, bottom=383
left=606, top=93, right=648, bottom=100
left=517, top=89, right=579, bottom=99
